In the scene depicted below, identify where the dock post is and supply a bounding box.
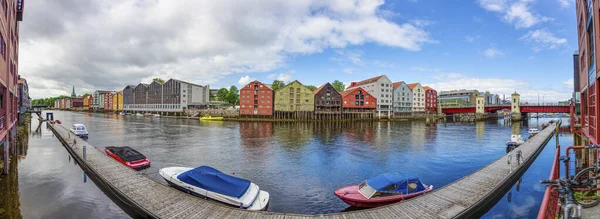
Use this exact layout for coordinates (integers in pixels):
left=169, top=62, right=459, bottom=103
left=83, top=144, right=86, bottom=161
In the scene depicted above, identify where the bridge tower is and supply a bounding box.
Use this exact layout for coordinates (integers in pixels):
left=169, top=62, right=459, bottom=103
left=511, top=92, right=522, bottom=121
left=476, top=95, right=485, bottom=114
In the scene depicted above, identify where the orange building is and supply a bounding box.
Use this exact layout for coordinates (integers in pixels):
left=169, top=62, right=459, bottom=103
left=340, top=87, right=377, bottom=112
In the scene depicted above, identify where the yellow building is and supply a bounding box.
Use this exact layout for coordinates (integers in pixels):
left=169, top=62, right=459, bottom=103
left=112, top=91, right=123, bottom=111
left=83, top=96, right=89, bottom=110
left=274, top=80, right=315, bottom=112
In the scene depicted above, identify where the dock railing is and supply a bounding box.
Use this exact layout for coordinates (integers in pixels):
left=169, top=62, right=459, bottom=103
left=537, top=145, right=561, bottom=219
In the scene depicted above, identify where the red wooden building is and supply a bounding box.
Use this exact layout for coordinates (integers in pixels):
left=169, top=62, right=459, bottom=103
left=240, top=80, right=273, bottom=116
left=340, top=87, right=377, bottom=111
left=423, top=86, right=438, bottom=113
left=104, top=93, right=114, bottom=111
left=71, top=97, right=83, bottom=109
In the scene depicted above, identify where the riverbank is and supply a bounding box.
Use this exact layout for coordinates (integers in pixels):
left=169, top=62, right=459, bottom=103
left=52, top=109, right=449, bottom=123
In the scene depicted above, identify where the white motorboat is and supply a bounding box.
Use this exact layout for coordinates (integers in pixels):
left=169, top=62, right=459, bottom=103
left=69, top=124, right=89, bottom=138
left=528, top=128, right=540, bottom=135
left=506, top=134, right=524, bottom=147
left=159, top=166, right=270, bottom=211
left=135, top=113, right=143, bottom=117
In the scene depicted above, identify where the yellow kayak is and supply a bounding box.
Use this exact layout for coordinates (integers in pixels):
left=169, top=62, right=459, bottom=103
left=200, top=115, right=224, bottom=121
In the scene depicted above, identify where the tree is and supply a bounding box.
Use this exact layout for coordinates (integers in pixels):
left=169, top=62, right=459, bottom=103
left=152, top=78, right=165, bottom=83
left=216, top=88, right=229, bottom=101
left=226, top=86, right=240, bottom=105
left=306, top=85, right=318, bottom=91
left=82, top=93, right=91, bottom=98
left=271, top=80, right=286, bottom=91
left=332, top=80, right=345, bottom=92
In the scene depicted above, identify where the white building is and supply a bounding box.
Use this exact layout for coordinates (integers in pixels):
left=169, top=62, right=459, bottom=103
left=392, top=81, right=413, bottom=113
left=347, top=75, right=393, bottom=115
left=408, top=83, right=425, bottom=112
left=123, top=78, right=210, bottom=112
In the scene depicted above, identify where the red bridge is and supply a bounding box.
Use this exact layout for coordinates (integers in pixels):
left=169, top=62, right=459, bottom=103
left=442, top=104, right=570, bottom=114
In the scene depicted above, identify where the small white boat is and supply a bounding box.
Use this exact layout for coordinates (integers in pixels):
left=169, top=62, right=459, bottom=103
left=135, top=113, right=143, bottom=117
left=528, top=128, right=540, bottom=135
left=119, top=111, right=125, bottom=116
left=153, top=114, right=160, bottom=117
left=160, top=166, right=269, bottom=211
left=506, top=134, right=524, bottom=147
left=69, top=124, right=89, bottom=138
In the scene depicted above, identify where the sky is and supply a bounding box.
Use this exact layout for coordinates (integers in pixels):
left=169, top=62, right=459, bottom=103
left=20, top=0, right=577, bottom=103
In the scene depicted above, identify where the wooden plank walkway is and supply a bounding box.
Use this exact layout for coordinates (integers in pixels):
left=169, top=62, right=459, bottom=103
left=48, top=123, right=556, bottom=219
left=582, top=204, right=600, bottom=218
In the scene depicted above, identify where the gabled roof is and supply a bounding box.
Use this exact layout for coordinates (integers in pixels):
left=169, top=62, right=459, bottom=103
left=17, top=78, right=26, bottom=84
left=95, top=90, right=113, bottom=94
left=423, top=86, right=435, bottom=91
left=347, top=75, right=385, bottom=88
left=392, top=81, right=405, bottom=90
left=279, top=80, right=306, bottom=90
left=313, top=83, right=330, bottom=94
left=339, top=86, right=368, bottom=97
left=170, top=78, right=204, bottom=87
left=242, top=80, right=272, bottom=91
left=407, top=83, right=421, bottom=91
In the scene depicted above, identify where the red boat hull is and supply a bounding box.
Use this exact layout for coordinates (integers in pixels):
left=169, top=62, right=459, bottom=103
left=334, top=185, right=433, bottom=208
left=104, top=148, right=151, bottom=170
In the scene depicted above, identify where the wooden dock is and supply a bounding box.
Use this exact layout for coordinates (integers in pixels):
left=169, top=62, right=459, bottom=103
left=48, top=122, right=557, bottom=219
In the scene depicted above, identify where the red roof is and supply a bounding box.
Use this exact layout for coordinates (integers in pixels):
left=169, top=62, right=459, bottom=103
left=339, top=87, right=369, bottom=97
left=347, top=75, right=384, bottom=88
left=423, top=86, right=435, bottom=91
left=17, top=78, right=25, bottom=84
left=392, top=81, right=405, bottom=90
left=241, top=80, right=273, bottom=91
left=313, top=83, right=329, bottom=94
left=407, top=83, right=420, bottom=91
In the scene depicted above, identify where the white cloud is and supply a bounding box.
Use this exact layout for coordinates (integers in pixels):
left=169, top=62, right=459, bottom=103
left=477, top=0, right=507, bottom=12
left=562, top=78, right=574, bottom=90
left=21, top=0, right=435, bottom=99
left=343, top=68, right=356, bottom=74
left=330, top=50, right=364, bottom=66
left=423, top=68, right=571, bottom=103
left=410, top=19, right=435, bottom=28
left=465, top=35, right=481, bottom=42
left=520, top=29, right=567, bottom=51
left=484, top=48, right=503, bottom=57
left=557, top=0, right=570, bottom=8
left=477, top=0, right=550, bottom=29
left=237, top=75, right=256, bottom=86
left=503, top=0, right=551, bottom=29
left=268, top=70, right=294, bottom=82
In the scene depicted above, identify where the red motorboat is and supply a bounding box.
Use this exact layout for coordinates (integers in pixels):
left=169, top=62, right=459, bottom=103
left=104, top=146, right=151, bottom=170
left=334, top=172, right=433, bottom=208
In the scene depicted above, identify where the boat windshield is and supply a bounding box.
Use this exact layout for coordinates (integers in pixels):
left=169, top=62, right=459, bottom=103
left=358, top=181, right=377, bottom=199
left=77, top=126, right=85, bottom=131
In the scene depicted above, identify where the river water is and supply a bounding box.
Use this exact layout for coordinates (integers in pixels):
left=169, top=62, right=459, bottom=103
left=0, top=111, right=572, bottom=218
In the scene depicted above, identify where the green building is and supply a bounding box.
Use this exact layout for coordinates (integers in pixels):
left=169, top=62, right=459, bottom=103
left=274, top=80, right=315, bottom=112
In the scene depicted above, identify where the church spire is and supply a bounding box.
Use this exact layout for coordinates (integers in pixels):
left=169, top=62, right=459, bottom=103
left=71, top=85, right=76, bottom=98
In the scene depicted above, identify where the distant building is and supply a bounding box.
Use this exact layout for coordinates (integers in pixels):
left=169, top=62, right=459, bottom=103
left=83, top=96, right=90, bottom=110
left=408, top=83, right=425, bottom=112
left=240, top=80, right=273, bottom=116
left=314, top=83, right=342, bottom=112
left=124, top=78, right=210, bottom=112
left=340, top=87, right=377, bottom=112
left=439, top=89, right=480, bottom=107
left=392, top=81, right=412, bottom=113
left=17, top=76, right=30, bottom=114
left=71, top=97, right=83, bottom=109
left=274, top=80, right=314, bottom=112
left=347, top=75, right=393, bottom=114
left=104, top=92, right=114, bottom=111
left=423, top=86, right=438, bottom=113
left=93, top=90, right=113, bottom=110
left=65, top=98, right=71, bottom=110
left=112, top=91, right=123, bottom=111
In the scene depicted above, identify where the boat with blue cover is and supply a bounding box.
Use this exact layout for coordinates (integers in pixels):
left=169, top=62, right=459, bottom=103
left=334, top=172, right=433, bottom=208
left=159, top=166, right=270, bottom=211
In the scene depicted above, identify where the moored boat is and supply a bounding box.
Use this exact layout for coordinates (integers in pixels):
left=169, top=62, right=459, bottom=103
left=506, top=134, right=524, bottom=147
left=528, top=128, right=540, bottom=136
left=69, top=124, right=89, bottom=138
left=119, top=111, right=125, bottom=116
left=160, top=166, right=269, bottom=211
left=334, top=172, right=433, bottom=208
left=104, top=146, right=151, bottom=170
left=200, top=115, right=224, bottom=121
left=135, top=113, right=143, bottom=117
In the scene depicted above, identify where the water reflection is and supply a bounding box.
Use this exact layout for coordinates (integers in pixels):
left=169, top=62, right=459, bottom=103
left=17, top=111, right=570, bottom=216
